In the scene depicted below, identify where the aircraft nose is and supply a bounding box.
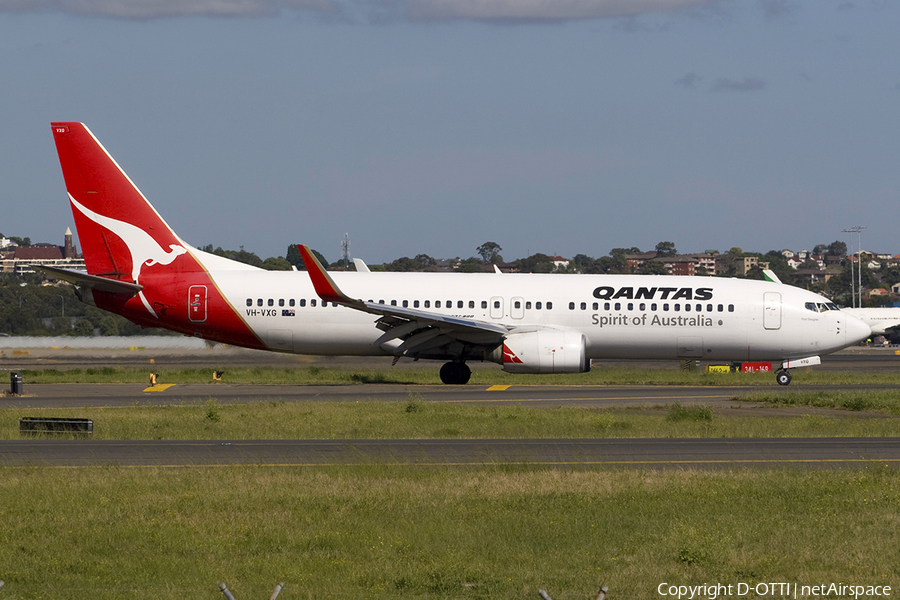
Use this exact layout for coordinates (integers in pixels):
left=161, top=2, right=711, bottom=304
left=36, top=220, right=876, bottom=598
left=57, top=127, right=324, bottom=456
left=845, top=313, right=872, bottom=345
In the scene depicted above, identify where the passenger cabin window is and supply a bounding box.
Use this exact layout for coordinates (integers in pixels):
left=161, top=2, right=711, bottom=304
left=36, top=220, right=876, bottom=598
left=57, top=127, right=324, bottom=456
left=391, top=300, right=397, bottom=306
left=289, top=299, right=295, bottom=307
left=526, top=301, right=532, bottom=310
left=268, top=299, right=274, bottom=307
left=311, top=299, right=317, bottom=307
left=614, top=302, right=621, bottom=310
left=246, top=299, right=252, bottom=307
left=458, top=301, right=464, bottom=309
left=592, top=302, right=598, bottom=310
left=468, top=301, right=475, bottom=309
left=536, top=302, right=542, bottom=310
left=481, top=301, right=488, bottom=309
left=547, top=302, right=552, bottom=309
left=279, top=299, right=284, bottom=307
left=257, top=299, right=263, bottom=307
left=414, top=300, right=420, bottom=308
left=424, top=301, right=430, bottom=308
left=403, top=300, right=409, bottom=308
left=299, top=299, right=306, bottom=307
left=569, top=302, right=575, bottom=310
left=728, top=304, right=735, bottom=312
left=581, top=302, right=587, bottom=310
left=493, top=300, right=500, bottom=309
left=436, top=301, right=442, bottom=308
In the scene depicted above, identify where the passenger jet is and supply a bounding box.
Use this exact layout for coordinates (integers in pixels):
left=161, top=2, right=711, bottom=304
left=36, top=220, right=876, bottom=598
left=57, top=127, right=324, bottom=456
left=40, top=123, right=871, bottom=385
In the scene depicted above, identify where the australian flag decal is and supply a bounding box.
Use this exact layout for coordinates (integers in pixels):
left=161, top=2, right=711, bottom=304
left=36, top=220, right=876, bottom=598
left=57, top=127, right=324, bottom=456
left=282, top=309, right=295, bottom=317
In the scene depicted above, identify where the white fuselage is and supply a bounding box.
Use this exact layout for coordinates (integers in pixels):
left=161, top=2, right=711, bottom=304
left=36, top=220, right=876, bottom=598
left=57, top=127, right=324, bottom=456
left=206, top=265, right=869, bottom=362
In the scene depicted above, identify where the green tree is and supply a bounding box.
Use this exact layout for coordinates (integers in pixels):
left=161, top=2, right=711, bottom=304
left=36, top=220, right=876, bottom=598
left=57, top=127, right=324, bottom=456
left=828, top=240, right=848, bottom=257
left=654, top=241, right=677, bottom=257
left=262, top=257, right=292, bottom=271
left=457, top=257, right=483, bottom=273
left=638, top=261, right=669, bottom=275
left=476, top=242, right=503, bottom=264
left=72, top=319, right=94, bottom=337
left=99, top=316, right=119, bottom=336
left=515, top=253, right=554, bottom=273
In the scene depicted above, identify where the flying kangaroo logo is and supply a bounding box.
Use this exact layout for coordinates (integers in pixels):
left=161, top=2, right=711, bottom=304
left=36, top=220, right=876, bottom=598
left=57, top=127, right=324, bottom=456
left=70, top=194, right=187, bottom=317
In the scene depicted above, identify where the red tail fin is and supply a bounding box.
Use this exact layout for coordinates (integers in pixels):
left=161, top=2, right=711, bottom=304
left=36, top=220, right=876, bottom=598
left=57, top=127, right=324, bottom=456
left=51, top=122, right=187, bottom=281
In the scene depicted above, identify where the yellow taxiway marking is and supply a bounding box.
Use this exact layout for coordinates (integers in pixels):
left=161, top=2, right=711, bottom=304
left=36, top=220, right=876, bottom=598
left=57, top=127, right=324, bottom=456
left=143, top=384, right=176, bottom=393
left=486, top=385, right=511, bottom=391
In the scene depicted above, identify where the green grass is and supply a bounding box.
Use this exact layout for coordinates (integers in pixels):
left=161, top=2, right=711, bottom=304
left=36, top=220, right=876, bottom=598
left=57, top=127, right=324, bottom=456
left=2, top=399, right=899, bottom=440
left=0, top=466, right=898, bottom=599
left=11, top=364, right=900, bottom=386
left=735, top=390, right=900, bottom=415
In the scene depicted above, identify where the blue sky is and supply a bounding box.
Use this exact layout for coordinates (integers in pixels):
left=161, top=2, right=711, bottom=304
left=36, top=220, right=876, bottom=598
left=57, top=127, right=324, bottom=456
left=1, top=0, right=897, bottom=264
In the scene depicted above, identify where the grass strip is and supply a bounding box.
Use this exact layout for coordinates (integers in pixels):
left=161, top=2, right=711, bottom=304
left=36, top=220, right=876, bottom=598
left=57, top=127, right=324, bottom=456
left=1, top=466, right=898, bottom=599
left=2, top=399, right=898, bottom=440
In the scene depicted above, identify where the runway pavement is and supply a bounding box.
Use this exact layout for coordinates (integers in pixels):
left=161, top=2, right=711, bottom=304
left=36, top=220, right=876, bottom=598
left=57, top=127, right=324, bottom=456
left=2, top=380, right=899, bottom=410
left=3, top=438, right=899, bottom=468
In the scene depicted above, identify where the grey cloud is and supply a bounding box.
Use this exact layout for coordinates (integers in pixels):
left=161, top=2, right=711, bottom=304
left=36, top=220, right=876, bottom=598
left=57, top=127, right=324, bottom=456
left=0, top=0, right=337, bottom=18
left=405, top=0, right=722, bottom=24
left=675, top=72, right=702, bottom=87
left=758, top=0, right=796, bottom=20
left=710, top=76, right=765, bottom=92
left=0, top=0, right=722, bottom=21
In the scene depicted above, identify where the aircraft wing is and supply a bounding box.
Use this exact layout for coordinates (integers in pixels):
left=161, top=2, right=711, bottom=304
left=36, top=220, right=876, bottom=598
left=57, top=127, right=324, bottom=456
left=298, top=245, right=508, bottom=357
left=31, top=265, right=143, bottom=295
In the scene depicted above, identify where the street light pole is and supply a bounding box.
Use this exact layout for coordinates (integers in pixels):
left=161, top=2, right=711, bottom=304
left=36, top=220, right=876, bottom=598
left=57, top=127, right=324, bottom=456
left=842, top=226, right=865, bottom=308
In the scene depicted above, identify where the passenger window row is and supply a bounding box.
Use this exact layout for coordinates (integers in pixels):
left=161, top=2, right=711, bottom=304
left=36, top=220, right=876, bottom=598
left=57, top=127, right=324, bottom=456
left=245, top=298, right=556, bottom=311
left=570, top=301, right=735, bottom=313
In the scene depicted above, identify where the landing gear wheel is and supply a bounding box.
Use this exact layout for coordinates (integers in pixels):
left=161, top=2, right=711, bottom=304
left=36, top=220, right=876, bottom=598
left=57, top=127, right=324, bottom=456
left=440, top=361, right=471, bottom=385
left=776, top=370, right=792, bottom=386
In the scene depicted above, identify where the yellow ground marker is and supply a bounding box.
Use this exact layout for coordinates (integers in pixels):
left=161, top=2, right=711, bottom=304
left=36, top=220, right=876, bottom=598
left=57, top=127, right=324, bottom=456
left=143, top=383, right=176, bottom=392
left=486, top=385, right=511, bottom=391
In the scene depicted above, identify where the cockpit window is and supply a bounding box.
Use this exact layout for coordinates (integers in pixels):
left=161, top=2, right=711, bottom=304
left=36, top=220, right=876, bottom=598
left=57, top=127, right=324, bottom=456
left=806, top=302, right=841, bottom=313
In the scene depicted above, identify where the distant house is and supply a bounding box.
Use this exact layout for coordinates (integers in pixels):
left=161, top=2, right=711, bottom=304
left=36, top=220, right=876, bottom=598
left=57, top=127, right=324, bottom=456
left=549, top=256, right=570, bottom=270
left=0, top=228, right=85, bottom=275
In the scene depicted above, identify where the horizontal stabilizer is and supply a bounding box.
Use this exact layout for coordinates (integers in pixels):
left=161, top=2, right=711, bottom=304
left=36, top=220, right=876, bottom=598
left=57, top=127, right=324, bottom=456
left=32, top=265, right=143, bottom=295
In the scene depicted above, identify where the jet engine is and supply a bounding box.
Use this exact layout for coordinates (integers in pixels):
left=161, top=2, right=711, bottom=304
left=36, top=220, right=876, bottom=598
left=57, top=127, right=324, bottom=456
left=491, top=328, right=589, bottom=374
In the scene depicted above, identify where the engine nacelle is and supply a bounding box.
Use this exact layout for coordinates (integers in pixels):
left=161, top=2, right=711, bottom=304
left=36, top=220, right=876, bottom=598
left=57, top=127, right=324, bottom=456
left=491, top=328, right=589, bottom=374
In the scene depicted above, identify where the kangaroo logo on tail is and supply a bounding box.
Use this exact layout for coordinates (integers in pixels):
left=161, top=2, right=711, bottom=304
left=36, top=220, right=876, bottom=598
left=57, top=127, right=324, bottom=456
left=70, top=195, right=187, bottom=317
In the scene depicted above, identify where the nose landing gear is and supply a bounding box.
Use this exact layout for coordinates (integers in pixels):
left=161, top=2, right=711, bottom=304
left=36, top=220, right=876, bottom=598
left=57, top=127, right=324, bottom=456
left=439, top=361, right=471, bottom=385
left=775, top=370, right=792, bottom=386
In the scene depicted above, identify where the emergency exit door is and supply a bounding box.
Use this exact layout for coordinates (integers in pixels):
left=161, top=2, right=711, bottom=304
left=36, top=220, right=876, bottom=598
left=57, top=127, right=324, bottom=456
left=763, top=292, right=782, bottom=330
left=189, top=285, right=207, bottom=322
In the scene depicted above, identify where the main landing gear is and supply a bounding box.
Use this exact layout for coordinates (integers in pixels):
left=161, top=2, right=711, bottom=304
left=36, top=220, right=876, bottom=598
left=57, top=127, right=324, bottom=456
left=776, top=369, right=792, bottom=386
left=440, top=361, right=471, bottom=385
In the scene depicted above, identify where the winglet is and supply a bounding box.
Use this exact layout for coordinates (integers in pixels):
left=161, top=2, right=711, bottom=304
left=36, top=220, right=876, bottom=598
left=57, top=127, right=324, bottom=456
left=298, top=245, right=355, bottom=305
